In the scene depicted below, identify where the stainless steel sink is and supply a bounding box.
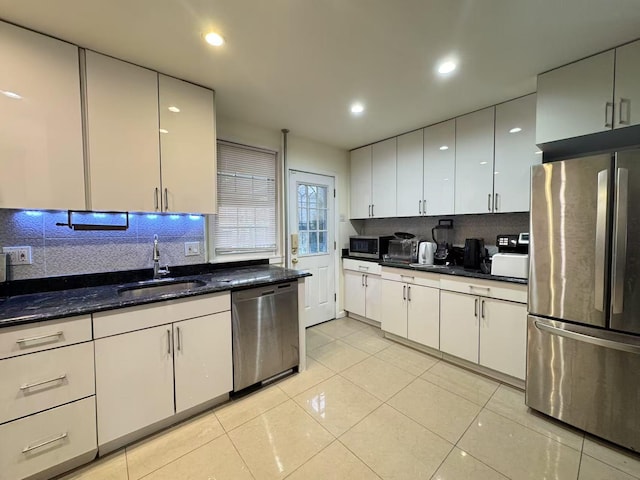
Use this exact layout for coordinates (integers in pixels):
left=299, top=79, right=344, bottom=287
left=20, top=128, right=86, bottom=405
left=117, top=279, right=207, bottom=299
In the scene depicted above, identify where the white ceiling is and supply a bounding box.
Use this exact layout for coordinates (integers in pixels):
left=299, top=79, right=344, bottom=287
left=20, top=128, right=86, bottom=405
left=1, top=1, right=640, bottom=150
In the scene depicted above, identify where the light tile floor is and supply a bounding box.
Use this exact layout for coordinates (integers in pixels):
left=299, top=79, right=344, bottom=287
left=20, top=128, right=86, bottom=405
left=59, top=317, right=640, bottom=480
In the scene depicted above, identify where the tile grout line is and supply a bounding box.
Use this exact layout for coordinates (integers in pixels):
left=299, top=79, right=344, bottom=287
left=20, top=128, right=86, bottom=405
left=215, top=386, right=290, bottom=434
left=224, top=432, right=257, bottom=480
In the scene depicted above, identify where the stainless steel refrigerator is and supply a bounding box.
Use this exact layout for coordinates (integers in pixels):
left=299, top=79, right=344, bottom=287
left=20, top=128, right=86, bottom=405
left=527, top=149, right=640, bottom=452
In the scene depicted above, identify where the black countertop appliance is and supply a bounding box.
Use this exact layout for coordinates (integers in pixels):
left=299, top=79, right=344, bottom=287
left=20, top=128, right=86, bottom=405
left=463, top=238, right=485, bottom=270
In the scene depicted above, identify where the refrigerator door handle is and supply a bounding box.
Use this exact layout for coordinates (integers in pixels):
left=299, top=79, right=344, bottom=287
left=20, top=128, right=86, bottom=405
left=535, top=320, right=640, bottom=355
left=612, top=167, right=629, bottom=315
left=594, top=169, right=608, bottom=312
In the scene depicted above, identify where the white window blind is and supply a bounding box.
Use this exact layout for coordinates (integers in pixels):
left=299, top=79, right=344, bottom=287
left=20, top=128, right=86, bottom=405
left=214, top=141, right=278, bottom=256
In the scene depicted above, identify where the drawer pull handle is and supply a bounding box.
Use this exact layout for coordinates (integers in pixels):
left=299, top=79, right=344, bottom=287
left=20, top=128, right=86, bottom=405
left=16, top=331, right=63, bottom=344
left=22, top=432, right=68, bottom=453
left=20, top=374, right=67, bottom=391
left=469, top=286, right=490, bottom=293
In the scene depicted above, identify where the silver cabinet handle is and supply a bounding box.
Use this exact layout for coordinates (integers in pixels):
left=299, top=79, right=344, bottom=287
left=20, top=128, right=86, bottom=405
left=474, top=298, right=478, bottom=317
left=422, top=200, right=426, bottom=215
left=403, top=285, right=406, bottom=301
left=535, top=320, right=640, bottom=355
left=619, top=98, right=631, bottom=126
left=487, top=193, right=492, bottom=212
left=469, top=285, right=490, bottom=294
left=20, top=374, right=67, bottom=391
left=418, top=200, right=422, bottom=215
left=371, top=204, right=374, bottom=217
left=167, top=329, right=172, bottom=354
left=365, top=275, right=368, bottom=287
left=22, top=432, right=67, bottom=453
left=361, top=274, right=365, bottom=287
left=494, top=193, right=499, bottom=212
left=176, top=327, right=181, bottom=351
left=594, top=169, right=608, bottom=312
left=612, top=167, right=628, bottom=314
left=164, top=188, right=169, bottom=211
left=358, top=265, right=369, bottom=271
left=481, top=299, right=485, bottom=319
left=154, top=187, right=159, bottom=211
left=407, top=285, right=411, bottom=302
left=16, top=331, right=63, bottom=344
left=368, top=205, right=371, bottom=217
left=605, top=102, right=614, bottom=128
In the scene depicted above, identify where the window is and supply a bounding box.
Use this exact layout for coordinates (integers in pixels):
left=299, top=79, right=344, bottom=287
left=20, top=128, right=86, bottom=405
left=296, top=183, right=328, bottom=255
left=213, top=141, right=278, bottom=257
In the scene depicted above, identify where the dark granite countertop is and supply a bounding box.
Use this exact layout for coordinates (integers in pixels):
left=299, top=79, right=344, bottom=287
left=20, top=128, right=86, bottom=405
left=0, top=265, right=310, bottom=328
left=379, top=261, right=528, bottom=285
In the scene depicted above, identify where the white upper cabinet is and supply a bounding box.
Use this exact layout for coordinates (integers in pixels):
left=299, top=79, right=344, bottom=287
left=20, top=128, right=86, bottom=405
left=158, top=75, right=216, bottom=214
left=494, top=94, right=539, bottom=213
left=396, top=130, right=424, bottom=217
left=85, top=51, right=160, bottom=212
left=455, top=107, right=495, bottom=215
left=371, top=138, right=397, bottom=218
left=0, top=22, right=85, bottom=211
left=614, top=39, right=640, bottom=129
left=536, top=50, right=615, bottom=144
left=423, top=120, right=455, bottom=216
left=349, top=145, right=372, bottom=219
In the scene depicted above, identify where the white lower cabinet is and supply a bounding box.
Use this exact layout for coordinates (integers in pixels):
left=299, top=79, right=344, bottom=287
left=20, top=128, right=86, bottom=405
left=381, top=279, right=440, bottom=349
left=440, top=290, right=527, bottom=380
left=174, top=313, right=232, bottom=413
left=94, top=295, right=233, bottom=447
left=95, top=325, right=175, bottom=446
left=440, top=290, right=479, bottom=363
left=343, top=260, right=382, bottom=322
left=479, top=298, right=527, bottom=380
left=0, top=397, right=96, bottom=480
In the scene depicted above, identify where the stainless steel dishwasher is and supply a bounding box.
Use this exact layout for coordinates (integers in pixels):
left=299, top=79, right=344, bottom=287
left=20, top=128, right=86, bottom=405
left=231, top=282, right=299, bottom=391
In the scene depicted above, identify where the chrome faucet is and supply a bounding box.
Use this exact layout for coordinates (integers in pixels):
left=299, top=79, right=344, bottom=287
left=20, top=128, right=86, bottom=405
left=152, top=234, right=170, bottom=279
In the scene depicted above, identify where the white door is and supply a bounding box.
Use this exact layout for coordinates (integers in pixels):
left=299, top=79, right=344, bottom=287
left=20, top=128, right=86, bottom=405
left=440, top=291, right=479, bottom=363
left=344, top=270, right=366, bottom=318
left=424, top=120, right=456, bottom=216
left=407, top=284, right=440, bottom=350
left=396, top=130, right=424, bottom=217
left=614, top=39, right=640, bottom=129
left=380, top=280, right=408, bottom=338
left=364, top=274, right=382, bottom=322
left=371, top=138, right=397, bottom=218
left=289, top=170, right=336, bottom=327
left=349, top=146, right=372, bottom=219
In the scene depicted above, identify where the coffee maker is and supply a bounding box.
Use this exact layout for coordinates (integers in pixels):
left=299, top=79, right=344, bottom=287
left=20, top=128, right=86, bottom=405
left=431, top=219, right=453, bottom=264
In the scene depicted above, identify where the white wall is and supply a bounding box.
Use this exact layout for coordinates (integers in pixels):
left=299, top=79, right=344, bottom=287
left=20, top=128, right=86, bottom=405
left=215, top=116, right=354, bottom=315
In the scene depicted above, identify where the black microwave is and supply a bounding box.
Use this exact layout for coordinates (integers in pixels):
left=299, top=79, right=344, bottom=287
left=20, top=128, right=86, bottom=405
left=348, top=235, right=394, bottom=259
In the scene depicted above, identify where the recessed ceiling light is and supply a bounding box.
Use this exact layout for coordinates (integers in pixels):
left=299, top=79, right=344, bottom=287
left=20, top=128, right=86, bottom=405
left=437, top=60, right=457, bottom=75
left=168, top=106, right=180, bottom=113
left=159, top=128, right=169, bottom=134
left=480, top=161, right=488, bottom=165
left=204, top=32, right=224, bottom=47
left=509, top=127, right=522, bottom=133
left=439, top=145, right=449, bottom=151
left=1, top=90, right=21, bottom=99
left=350, top=102, right=364, bottom=114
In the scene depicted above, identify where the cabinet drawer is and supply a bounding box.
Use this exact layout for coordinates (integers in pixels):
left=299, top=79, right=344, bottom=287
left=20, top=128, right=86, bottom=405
left=0, top=316, right=92, bottom=360
left=0, top=397, right=97, bottom=480
left=440, top=277, right=527, bottom=303
left=0, top=342, right=95, bottom=424
left=381, top=267, right=440, bottom=288
left=343, top=258, right=382, bottom=275
left=93, top=292, right=231, bottom=338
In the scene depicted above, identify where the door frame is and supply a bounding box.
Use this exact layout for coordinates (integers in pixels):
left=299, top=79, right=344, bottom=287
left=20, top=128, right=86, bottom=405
left=286, top=168, right=340, bottom=321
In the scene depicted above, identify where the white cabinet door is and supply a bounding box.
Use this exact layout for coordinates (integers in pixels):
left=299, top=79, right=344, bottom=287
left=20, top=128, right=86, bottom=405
left=454, top=107, right=495, bottom=215
left=365, top=274, right=381, bottom=322
left=423, top=120, right=455, bottom=216
left=174, top=312, right=232, bottom=413
left=344, top=270, right=366, bottom=317
left=95, top=325, right=174, bottom=446
left=440, top=291, right=479, bottom=363
left=159, top=75, right=216, bottom=214
left=396, top=130, right=423, bottom=217
left=614, top=39, right=640, bottom=129
left=479, top=299, right=527, bottom=380
left=380, top=280, right=407, bottom=338
left=85, top=51, right=160, bottom=212
left=494, top=94, right=539, bottom=213
left=371, top=138, right=397, bottom=218
left=0, top=22, right=85, bottom=211
left=349, top=146, right=372, bottom=219
left=536, top=50, right=615, bottom=144
left=407, top=284, right=440, bottom=350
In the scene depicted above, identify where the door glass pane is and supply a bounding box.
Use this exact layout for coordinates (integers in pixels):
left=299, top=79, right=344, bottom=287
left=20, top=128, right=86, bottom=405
left=318, top=187, right=327, bottom=208
left=297, top=182, right=329, bottom=257
left=310, top=232, right=318, bottom=253
left=318, top=209, right=327, bottom=230
left=319, top=232, right=327, bottom=252
left=299, top=231, right=309, bottom=255
left=309, top=209, right=318, bottom=230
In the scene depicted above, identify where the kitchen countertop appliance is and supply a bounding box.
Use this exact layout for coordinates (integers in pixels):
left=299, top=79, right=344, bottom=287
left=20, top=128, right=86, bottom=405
left=386, top=232, right=420, bottom=264
left=418, top=241, right=437, bottom=265
left=231, top=281, right=299, bottom=392
left=432, top=219, right=453, bottom=264
left=527, top=150, right=640, bottom=451
left=491, top=233, right=529, bottom=279
left=463, top=238, right=485, bottom=270
left=348, top=235, right=393, bottom=260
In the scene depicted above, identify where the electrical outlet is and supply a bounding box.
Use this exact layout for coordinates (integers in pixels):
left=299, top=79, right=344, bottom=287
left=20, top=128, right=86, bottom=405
left=184, top=242, right=200, bottom=256
left=3, top=246, right=33, bottom=265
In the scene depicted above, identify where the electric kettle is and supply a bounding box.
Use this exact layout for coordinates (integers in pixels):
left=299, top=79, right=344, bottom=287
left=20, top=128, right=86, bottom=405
left=418, top=242, right=437, bottom=265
